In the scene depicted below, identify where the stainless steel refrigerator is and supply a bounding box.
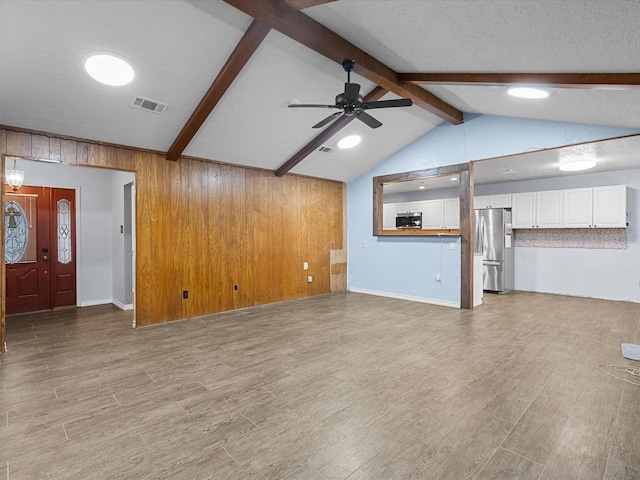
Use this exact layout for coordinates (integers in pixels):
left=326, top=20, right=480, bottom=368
left=474, top=208, right=514, bottom=293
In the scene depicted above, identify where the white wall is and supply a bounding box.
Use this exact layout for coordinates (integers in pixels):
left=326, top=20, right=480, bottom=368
left=6, top=159, right=134, bottom=307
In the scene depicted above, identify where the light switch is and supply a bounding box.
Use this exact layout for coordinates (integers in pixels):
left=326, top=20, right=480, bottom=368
left=303, top=262, right=308, bottom=270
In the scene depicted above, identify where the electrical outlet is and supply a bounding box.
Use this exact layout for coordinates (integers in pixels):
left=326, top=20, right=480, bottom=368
left=182, top=290, right=188, bottom=299
left=449, top=242, right=456, bottom=250
left=362, top=240, right=366, bottom=248
left=233, top=284, right=238, bottom=291
left=307, top=276, right=313, bottom=283
left=436, top=273, right=442, bottom=282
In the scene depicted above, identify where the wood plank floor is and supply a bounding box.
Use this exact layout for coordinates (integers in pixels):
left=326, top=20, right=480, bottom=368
left=1, top=291, right=639, bottom=480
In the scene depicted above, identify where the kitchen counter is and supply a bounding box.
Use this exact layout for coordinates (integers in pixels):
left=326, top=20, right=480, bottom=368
left=380, top=228, right=460, bottom=236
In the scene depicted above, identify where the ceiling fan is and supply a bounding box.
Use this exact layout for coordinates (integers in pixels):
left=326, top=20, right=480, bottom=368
left=289, top=60, right=413, bottom=129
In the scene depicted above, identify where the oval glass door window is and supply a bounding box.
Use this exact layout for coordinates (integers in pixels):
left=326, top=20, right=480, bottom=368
left=4, top=200, right=29, bottom=263
left=57, top=199, right=72, bottom=264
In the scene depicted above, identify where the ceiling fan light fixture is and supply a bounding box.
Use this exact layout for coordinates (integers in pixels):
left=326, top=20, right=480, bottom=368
left=558, top=160, right=597, bottom=172
left=84, top=53, right=134, bottom=86
left=507, top=87, right=549, bottom=99
left=337, top=135, right=361, bottom=149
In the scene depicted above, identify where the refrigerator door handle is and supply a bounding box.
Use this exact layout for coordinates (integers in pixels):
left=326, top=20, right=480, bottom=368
left=484, top=261, right=502, bottom=266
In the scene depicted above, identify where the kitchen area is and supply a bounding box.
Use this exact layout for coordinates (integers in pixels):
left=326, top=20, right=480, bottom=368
left=379, top=136, right=633, bottom=307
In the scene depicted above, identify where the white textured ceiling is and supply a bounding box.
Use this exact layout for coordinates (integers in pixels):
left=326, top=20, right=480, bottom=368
left=2, top=0, right=640, bottom=183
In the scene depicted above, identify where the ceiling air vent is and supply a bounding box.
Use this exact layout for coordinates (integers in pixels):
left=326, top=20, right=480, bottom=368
left=317, top=146, right=335, bottom=154
left=130, top=95, right=168, bottom=114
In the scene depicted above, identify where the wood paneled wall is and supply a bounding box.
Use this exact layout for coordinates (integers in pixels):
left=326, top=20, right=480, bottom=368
left=0, top=128, right=345, bottom=348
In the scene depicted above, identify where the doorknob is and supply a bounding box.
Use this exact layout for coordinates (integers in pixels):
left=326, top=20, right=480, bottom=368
left=43, top=255, right=48, bottom=261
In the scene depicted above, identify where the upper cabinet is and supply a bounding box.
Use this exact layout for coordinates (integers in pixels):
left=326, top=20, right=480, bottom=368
left=396, top=201, right=423, bottom=214
left=511, top=192, right=536, bottom=228
left=422, top=198, right=459, bottom=229
left=475, top=194, right=511, bottom=209
left=564, top=185, right=627, bottom=228
left=444, top=198, right=460, bottom=229
left=422, top=199, right=444, bottom=229
left=593, top=185, right=627, bottom=227
left=512, top=190, right=563, bottom=228
left=563, top=188, right=593, bottom=228
left=383, top=203, right=396, bottom=230
left=512, top=185, right=626, bottom=229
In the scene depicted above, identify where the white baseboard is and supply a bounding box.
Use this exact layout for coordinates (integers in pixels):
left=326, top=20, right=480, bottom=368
left=79, top=298, right=113, bottom=307
left=348, top=287, right=460, bottom=309
left=79, top=298, right=134, bottom=310
left=112, top=299, right=134, bottom=311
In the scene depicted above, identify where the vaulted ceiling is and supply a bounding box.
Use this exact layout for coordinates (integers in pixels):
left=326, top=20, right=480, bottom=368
left=2, top=0, right=640, bottom=182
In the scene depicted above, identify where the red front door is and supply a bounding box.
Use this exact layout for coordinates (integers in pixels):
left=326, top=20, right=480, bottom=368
left=5, top=186, right=77, bottom=314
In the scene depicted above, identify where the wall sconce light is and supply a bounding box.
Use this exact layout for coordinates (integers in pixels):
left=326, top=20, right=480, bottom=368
left=6, top=157, right=24, bottom=192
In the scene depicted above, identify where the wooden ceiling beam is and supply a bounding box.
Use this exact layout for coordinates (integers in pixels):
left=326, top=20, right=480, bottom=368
left=275, top=86, right=387, bottom=177
left=398, top=72, right=640, bottom=89
left=285, top=0, right=337, bottom=10
left=166, top=20, right=270, bottom=161
left=222, top=0, right=463, bottom=125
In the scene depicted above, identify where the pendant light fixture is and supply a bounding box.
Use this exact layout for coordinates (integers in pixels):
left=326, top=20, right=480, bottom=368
left=6, top=157, right=24, bottom=192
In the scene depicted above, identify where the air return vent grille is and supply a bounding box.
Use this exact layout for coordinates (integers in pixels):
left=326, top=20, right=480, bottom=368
left=317, top=146, right=335, bottom=154
left=130, top=95, right=168, bottom=114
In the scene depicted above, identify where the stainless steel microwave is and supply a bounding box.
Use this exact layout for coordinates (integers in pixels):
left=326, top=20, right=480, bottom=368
left=396, top=212, right=422, bottom=228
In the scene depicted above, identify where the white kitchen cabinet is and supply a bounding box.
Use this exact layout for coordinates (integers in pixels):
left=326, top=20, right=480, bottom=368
left=475, top=194, right=511, bottom=209
left=563, top=188, right=593, bottom=227
left=422, top=200, right=444, bottom=229
left=593, top=185, right=627, bottom=227
left=421, top=198, right=460, bottom=229
left=512, top=190, right=563, bottom=228
left=536, top=190, right=564, bottom=228
left=383, top=203, right=396, bottom=230
left=444, top=198, right=460, bottom=228
left=396, top=201, right=423, bottom=214
left=511, top=192, right=536, bottom=228
left=563, top=185, right=626, bottom=228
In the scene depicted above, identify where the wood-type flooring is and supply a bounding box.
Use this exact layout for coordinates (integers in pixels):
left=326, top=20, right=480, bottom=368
left=1, top=291, right=639, bottom=479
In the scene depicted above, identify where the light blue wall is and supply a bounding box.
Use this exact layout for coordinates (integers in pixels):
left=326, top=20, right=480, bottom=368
left=347, top=114, right=640, bottom=306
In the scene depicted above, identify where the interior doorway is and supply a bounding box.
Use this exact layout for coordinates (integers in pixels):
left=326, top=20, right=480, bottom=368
left=4, top=186, right=76, bottom=314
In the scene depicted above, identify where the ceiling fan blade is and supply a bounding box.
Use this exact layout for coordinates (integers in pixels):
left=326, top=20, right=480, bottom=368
left=362, top=98, right=413, bottom=109
left=344, top=82, right=361, bottom=102
left=356, top=111, right=382, bottom=129
left=313, top=112, right=342, bottom=128
left=289, top=104, right=339, bottom=109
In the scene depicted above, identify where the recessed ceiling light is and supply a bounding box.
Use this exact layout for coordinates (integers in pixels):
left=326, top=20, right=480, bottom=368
left=337, top=135, right=361, bottom=149
left=418, top=185, right=425, bottom=190
left=558, top=160, right=597, bottom=172
left=507, top=87, right=549, bottom=99
left=84, top=53, right=134, bottom=86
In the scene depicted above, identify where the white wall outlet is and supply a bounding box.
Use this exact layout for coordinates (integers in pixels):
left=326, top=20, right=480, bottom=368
left=362, top=240, right=366, bottom=248
left=307, top=276, right=313, bottom=283
left=449, top=242, right=456, bottom=250
left=303, top=262, right=308, bottom=270
left=436, top=273, right=442, bottom=282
